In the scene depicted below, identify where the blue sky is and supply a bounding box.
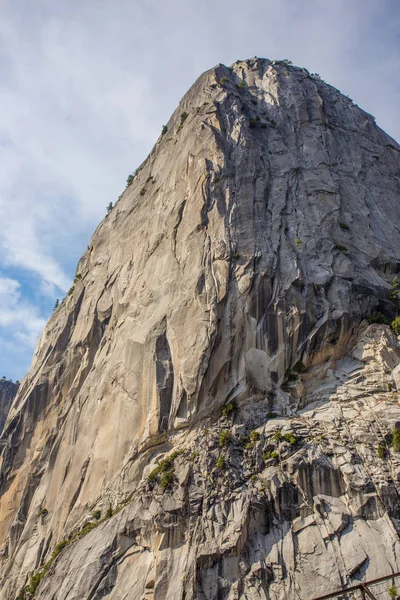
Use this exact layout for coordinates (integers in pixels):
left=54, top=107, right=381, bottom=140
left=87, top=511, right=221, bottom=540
left=1, top=0, right=400, bottom=380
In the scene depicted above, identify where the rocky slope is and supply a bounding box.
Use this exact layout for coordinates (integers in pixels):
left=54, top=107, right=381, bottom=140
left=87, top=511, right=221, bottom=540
left=0, top=380, right=17, bottom=435
left=2, top=57, right=400, bottom=599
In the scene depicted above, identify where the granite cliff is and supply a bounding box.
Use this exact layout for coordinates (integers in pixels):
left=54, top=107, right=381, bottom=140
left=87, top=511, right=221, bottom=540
left=2, top=58, right=400, bottom=599
left=0, top=380, right=17, bottom=435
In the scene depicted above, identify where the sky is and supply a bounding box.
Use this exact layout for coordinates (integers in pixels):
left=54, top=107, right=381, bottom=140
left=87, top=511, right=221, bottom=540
left=1, top=0, right=400, bottom=381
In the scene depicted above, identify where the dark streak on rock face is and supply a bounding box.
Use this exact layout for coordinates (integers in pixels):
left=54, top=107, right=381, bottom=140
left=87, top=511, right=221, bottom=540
left=155, top=331, right=174, bottom=433
left=0, top=380, right=17, bottom=435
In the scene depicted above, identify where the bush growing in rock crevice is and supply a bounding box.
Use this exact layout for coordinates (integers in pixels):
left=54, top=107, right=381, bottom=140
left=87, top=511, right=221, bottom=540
left=160, top=470, right=175, bottom=490
left=388, top=276, right=400, bottom=334
left=245, top=430, right=261, bottom=450
left=249, top=430, right=261, bottom=442
left=367, top=313, right=390, bottom=325
left=284, top=432, right=297, bottom=445
left=392, top=428, right=400, bottom=452
left=177, top=112, right=188, bottom=132
left=263, top=450, right=278, bottom=461
left=147, top=450, right=182, bottom=488
left=389, top=276, right=400, bottom=311
left=216, top=455, right=225, bottom=469
left=219, top=430, right=232, bottom=448
left=391, top=317, right=400, bottom=336
left=221, top=402, right=235, bottom=417
left=377, top=444, right=386, bottom=459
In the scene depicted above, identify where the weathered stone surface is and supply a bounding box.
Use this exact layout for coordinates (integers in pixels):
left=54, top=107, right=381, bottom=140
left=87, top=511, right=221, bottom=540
left=2, top=58, right=400, bottom=598
left=0, top=379, right=17, bottom=434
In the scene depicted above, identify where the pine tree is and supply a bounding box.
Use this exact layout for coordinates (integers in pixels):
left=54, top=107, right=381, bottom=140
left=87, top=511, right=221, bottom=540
left=54, top=299, right=59, bottom=310
left=126, top=173, right=134, bottom=187
left=106, top=202, right=113, bottom=214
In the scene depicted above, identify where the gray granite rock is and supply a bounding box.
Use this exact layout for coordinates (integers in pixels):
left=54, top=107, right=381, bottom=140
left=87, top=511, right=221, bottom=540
left=2, top=58, right=400, bottom=599
left=0, top=379, right=17, bottom=434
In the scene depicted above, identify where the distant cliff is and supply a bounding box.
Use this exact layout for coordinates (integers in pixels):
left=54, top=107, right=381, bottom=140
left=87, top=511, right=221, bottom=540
left=0, top=379, right=17, bottom=434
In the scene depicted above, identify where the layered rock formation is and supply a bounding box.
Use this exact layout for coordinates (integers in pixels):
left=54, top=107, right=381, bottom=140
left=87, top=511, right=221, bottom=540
left=2, top=58, right=400, bottom=599
left=0, top=380, right=17, bottom=435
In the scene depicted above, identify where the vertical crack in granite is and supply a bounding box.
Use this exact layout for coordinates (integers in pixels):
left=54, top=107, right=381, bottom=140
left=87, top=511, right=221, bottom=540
left=155, top=330, right=174, bottom=433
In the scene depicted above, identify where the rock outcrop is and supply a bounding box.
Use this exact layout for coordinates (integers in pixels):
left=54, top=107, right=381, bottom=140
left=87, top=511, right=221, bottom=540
left=2, top=58, right=400, bottom=599
left=0, top=380, right=17, bottom=435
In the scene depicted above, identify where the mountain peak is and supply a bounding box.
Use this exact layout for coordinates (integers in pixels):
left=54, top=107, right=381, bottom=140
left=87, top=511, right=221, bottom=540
left=2, top=61, right=400, bottom=599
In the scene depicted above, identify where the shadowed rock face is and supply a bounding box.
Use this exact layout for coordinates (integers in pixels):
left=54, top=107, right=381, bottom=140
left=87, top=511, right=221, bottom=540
left=0, top=380, right=17, bottom=435
left=2, top=58, right=400, bottom=599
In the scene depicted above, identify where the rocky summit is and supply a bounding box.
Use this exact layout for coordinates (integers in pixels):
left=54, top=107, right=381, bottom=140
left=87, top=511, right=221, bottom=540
left=2, top=57, right=400, bottom=600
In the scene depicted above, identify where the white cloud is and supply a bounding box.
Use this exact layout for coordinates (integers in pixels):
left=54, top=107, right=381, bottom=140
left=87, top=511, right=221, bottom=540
left=0, top=7, right=161, bottom=299
left=1, top=219, right=71, bottom=292
left=0, top=277, right=46, bottom=345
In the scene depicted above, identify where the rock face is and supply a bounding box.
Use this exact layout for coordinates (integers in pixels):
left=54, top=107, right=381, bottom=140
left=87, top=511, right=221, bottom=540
left=0, top=380, right=17, bottom=435
left=2, top=58, right=400, bottom=599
